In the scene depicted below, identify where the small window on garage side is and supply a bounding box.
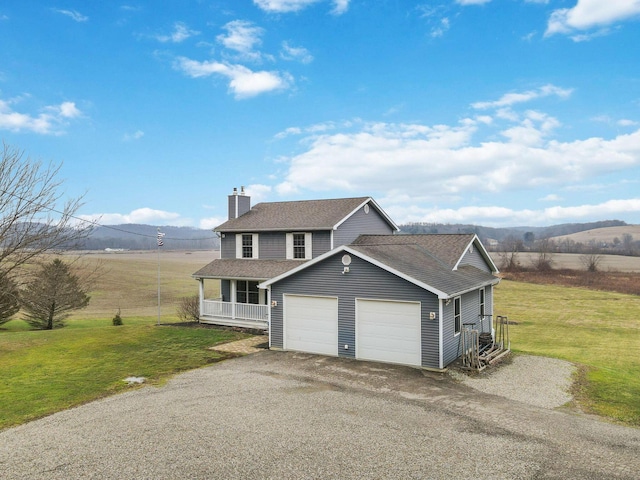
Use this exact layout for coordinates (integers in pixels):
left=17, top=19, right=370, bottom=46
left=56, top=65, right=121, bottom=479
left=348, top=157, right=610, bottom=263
left=479, top=287, right=485, bottom=318
left=454, top=297, right=461, bottom=335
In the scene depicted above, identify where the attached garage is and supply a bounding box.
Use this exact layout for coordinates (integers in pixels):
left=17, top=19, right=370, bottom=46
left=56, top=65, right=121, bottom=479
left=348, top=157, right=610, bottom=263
left=356, top=299, right=422, bottom=367
left=284, top=294, right=338, bottom=356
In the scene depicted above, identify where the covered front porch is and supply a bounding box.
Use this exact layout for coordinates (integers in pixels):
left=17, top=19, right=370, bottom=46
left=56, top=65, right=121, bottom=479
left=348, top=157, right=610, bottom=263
left=197, top=277, right=269, bottom=330
left=193, top=257, right=307, bottom=331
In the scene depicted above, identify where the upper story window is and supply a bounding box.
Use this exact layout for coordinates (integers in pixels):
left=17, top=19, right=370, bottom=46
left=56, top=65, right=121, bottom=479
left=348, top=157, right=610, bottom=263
left=293, top=233, right=306, bottom=259
left=242, top=234, right=253, bottom=258
left=287, top=232, right=312, bottom=260
left=236, top=233, right=259, bottom=259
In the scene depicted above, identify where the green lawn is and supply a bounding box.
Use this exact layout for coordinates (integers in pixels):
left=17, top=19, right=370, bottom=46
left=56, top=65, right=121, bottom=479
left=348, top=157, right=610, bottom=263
left=0, top=317, right=248, bottom=430
left=495, top=280, right=640, bottom=426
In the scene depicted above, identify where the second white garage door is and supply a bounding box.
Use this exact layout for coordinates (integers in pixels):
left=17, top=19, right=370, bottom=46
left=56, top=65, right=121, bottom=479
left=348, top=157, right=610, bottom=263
left=284, top=294, right=338, bottom=356
left=356, top=299, right=422, bottom=367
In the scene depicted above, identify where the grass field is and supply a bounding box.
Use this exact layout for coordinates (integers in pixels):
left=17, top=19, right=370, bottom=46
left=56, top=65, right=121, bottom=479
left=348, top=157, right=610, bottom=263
left=0, top=317, right=247, bottom=430
left=2, top=250, right=640, bottom=429
left=65, top=250, right=220, bottom=319
left=490, top=251, right=640, bottom=273
left=495, top=280, right=640, bottom=426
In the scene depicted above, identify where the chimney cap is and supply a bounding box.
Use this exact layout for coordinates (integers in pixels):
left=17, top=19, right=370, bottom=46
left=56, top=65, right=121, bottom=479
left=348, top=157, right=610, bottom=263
left=232, top=187, right=238, bottom=195
left=240, top=186, right=245, bottom=195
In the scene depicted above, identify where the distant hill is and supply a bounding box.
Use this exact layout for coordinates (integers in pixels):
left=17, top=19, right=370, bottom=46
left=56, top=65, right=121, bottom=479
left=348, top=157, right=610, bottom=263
left=550, top=225, right=640, bottom=245
left=399, top=220, right=629, bottom=242
left=77, top=224, right=218, bottom=251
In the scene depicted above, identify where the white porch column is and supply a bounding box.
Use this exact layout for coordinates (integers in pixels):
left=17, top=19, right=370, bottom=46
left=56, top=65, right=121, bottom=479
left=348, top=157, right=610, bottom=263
left=198, top=279, right=204, bottom=316
left=231, top=280, right=237, bottom=319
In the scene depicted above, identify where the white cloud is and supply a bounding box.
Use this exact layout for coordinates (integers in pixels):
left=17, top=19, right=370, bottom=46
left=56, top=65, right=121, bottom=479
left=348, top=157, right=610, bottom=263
left=545, top=0, right=640, bottom=39
left=331, top=0, right=350, bottom=15
left=387, top=198, right=640, bottom=227
left=155, top=22, right=199, bottom=43
left=431, top=17, right=451, bottom=38
left=199, top=217, right=224, bottom=230
left=618, top=119, right=639, bottom=127
left=174, top=57, right=292, bottom=98
left=217, top=20, right=264, bottom=58
left=274, top=114, right=640, bottom=210
left=123, top=130, right=144, bottom=141
left=0, top=98, right=82, bottom=135
left=280, top=42, right=314, bottom=64
left=244, top=183, right=273, bottom=203
left=540, top=194, right=562, bottom=202
left=57, top=101, right=82, bottom=118
left=52, top=9, right=88, bottom=22
left=80, top=208, right=190, bottom=226
left=253, top=0, right=350, bottom=14
left=472, top=84, right=573, bottom=110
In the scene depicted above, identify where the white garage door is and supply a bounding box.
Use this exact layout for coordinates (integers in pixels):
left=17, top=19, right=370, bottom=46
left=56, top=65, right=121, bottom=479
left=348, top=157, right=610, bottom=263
left=284, top=295, right=338, bottom=356
left=356, top=299, right=421, bottom=366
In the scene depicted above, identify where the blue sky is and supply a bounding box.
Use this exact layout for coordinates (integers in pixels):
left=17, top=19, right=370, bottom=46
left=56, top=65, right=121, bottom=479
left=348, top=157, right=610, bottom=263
left=1, top=0, right=639, bottom=229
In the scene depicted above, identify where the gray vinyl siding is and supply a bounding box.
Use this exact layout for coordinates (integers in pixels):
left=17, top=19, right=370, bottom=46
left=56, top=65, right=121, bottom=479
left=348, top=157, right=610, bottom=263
left=258, top=232, right=286, bottom=259
left=221, top=230, right=332, bottom=260
left=269, top=253, right=440, bottom=369
left=220, top=235, right=235, bottom=259
left=334, top=204, right=395, bottom=247
left=459, top=245, right=491, bottom=272
left=442, top=287, right=493, bottom=366
left=312, top=231, right=332, bottom=257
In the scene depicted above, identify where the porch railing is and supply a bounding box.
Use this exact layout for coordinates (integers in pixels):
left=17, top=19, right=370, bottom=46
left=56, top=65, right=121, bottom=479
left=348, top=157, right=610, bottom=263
left=201, top=299, right=268, bottom=323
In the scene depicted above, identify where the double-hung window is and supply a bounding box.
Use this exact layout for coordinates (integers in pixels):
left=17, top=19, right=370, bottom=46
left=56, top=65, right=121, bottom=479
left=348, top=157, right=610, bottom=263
left=454, top=297, right=461, bottom=335
left=293, top=233, right=306, bottom=259
left=479, top=288, right=485, bottom=318
left=286, top=232, right=312, bottom=260
left=236, top=234, right=259, bottom=259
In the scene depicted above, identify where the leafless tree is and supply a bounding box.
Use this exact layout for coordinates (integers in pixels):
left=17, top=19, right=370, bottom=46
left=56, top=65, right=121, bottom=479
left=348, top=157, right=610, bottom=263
left=177, top=295, right=200, bottom=323
left=0, top=143, right=92, bottom=280
left=580, top=250, right=604, bottom=272
left=20, top=258, right=90, bottom=329
left=532, top=238, right=555, bottom=271
left=498, top=235, right=523, bottom=271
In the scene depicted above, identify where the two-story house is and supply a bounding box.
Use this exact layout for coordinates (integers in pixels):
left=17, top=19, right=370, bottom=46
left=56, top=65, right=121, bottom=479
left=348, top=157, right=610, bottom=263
left=193, top=187, right=500, bottom=370
left=193, top=187, right=398, bottom=329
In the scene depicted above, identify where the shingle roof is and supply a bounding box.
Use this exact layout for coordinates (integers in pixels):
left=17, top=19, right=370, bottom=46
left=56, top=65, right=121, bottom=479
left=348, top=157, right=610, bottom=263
left=215, top=197, right=386, bottom=232
left=193, top=259, right=306, bottom=280
left=348, top=242, right=498, bottom=297
left=352, top=234, right=476, bottom=268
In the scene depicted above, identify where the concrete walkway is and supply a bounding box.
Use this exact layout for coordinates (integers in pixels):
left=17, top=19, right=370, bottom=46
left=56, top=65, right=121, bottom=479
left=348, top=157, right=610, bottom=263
left=208, top=335, right=267, bottom=354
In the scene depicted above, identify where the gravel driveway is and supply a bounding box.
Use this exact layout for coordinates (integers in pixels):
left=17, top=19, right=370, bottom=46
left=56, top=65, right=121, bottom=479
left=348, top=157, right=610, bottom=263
left=1, top=351, right=639, bottom=479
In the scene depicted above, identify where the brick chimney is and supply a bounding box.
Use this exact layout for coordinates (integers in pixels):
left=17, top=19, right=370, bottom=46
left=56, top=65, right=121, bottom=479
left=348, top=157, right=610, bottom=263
left=228, top=186, right=251, bottom=220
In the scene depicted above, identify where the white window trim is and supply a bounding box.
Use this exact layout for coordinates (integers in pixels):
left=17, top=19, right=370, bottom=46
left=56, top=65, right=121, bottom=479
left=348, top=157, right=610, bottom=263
left=286, top=232, right=312, bottom=260
left=453, top=296, right=461, bottom=336
left=236, top=233, right=259, bottom=259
